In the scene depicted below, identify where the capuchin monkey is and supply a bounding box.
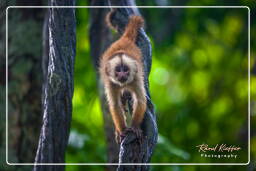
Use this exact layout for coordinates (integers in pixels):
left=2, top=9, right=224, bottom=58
left=100, top=12, right=146, bottom=143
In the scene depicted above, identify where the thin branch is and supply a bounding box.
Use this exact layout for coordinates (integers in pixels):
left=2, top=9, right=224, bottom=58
left=108, top=1, right=158, bottom=170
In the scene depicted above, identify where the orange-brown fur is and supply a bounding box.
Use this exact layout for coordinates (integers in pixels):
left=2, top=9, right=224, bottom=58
left=102, top=15, right=144, bottom=62
left=99, top=14, right=147, bottom=138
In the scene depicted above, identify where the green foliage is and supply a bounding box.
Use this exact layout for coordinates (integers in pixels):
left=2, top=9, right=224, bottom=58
left=148, top=8, right=249, bottom=167
left=65, top=5, right=106, bottom=171
left=8, top=9, right=42, bottom=59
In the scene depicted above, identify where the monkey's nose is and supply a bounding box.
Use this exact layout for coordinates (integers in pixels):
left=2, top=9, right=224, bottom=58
left=117, top=72, right=129, bottom=83
left=118, top=72, right=127, bottom=77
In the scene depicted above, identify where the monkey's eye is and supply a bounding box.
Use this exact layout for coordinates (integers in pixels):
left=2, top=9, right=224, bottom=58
left=123, top=65, right=129, bottom=72
left=115, top=66, right=121, bottom=72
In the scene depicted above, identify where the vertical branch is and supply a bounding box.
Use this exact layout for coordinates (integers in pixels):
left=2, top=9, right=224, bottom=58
left=108, top=1, right=158, bottom=171
left=90, top=0, right=157, bottom=170
left=41, top=9, right=49, bottom=105
left=33, top=1, right=76, bottom=171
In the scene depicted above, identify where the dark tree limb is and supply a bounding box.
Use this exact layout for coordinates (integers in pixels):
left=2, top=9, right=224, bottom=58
left=33, top=1, right=76, bottom=171
left=108, top=1, right=158, bottom=171
left=90, top=1, right=158, bottom=171
left=41, top=9, right=49, bottom=106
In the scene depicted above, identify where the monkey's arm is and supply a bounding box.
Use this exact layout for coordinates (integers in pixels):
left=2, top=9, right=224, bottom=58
left=131, top=83, right=147, bottom=128
left=105, top=85, right=127, bottom=134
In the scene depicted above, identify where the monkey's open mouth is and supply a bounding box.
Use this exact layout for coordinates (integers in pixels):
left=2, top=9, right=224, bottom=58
left=118, top=76, right=128, bottom=83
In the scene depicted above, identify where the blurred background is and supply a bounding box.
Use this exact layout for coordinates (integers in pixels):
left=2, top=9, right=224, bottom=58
left=1, top=0, right=255, bottom=171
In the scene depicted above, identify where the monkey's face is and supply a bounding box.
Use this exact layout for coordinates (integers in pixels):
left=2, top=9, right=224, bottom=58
left=106, top=54, right=138, bottom=86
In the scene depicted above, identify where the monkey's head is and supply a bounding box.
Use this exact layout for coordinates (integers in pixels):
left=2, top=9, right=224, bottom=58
left=106, top=53, right=138, bottom=86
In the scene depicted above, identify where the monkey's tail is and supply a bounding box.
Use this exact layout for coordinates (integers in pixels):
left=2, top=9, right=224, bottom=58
left=106, top=11, right=117, bottom=31
left=122, top=15, right=144, bottom=42
left=106, top=12, right=144, bottom=42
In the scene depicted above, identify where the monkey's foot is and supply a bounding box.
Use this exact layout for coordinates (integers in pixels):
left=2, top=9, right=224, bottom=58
left=115, top=131, right=126, bottom=144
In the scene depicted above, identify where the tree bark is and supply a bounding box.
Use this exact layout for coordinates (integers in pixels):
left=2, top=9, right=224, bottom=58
left=33, top=1, right=76, bottom=171
left=90, top=1, right=158, bottom=170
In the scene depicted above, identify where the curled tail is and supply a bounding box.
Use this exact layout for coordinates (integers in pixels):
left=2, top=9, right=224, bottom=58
left=122, top=15, right=144, bottom=42
left=106, top=12, right=144, bottom=42
left=105, top=11, right=117, bottom=31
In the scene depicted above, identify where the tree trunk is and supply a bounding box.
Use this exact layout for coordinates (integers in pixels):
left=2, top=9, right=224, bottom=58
left=33, top=1, right=76, bottom=171
left=2, top=1, right=43, bottom=169
left=90, top=1, right=158, bottom=170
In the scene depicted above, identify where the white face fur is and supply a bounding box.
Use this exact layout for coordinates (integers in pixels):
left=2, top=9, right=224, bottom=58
left=107, top=54, right=138, bottom=86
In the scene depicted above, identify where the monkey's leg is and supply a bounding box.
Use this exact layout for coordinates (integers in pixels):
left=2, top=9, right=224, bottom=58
left=110, top=105, right=126, bottom=144
left=109, top=104, right=127, bottom=138
left=106, top=86, right=127, bottom=142
left=109, top=101, right=127, bottom=143
left=127, top=84, right=147, bottom=138
left=131, top=84, right=147, bottom=127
